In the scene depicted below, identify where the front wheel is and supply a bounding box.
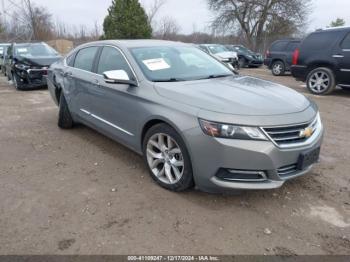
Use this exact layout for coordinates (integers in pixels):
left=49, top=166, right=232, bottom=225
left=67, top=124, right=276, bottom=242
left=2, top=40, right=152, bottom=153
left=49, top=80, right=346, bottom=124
left=238, top=57, right=247, bottom=68
left=306, top=67, right=336, bottom=95
left=12, top=73, right=22, bottom=90
left=143, top=124, right=194, bottom=192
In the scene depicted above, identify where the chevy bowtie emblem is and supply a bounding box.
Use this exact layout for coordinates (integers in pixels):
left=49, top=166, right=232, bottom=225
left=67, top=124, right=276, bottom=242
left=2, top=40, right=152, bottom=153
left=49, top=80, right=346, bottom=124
left=300, top=127, right=313, bottom=138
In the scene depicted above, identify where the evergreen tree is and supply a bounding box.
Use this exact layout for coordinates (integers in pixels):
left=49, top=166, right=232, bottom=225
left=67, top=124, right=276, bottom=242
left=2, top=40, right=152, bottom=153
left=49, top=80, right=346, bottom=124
left=330, top=18, right=346, bottom=28
left=103, top=0, right=152, bottom=39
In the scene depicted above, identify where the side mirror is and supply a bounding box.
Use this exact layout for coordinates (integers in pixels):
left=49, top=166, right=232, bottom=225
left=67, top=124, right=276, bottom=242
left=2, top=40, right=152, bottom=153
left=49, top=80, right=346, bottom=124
left=103, top=70, right=137, bottom=86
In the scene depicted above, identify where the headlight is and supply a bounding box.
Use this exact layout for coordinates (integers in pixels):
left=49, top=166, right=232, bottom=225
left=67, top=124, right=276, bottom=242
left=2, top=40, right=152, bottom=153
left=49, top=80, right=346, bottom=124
left=15, top=63, right=30, bottom=70
left=199, top=119, right=268, bottom=140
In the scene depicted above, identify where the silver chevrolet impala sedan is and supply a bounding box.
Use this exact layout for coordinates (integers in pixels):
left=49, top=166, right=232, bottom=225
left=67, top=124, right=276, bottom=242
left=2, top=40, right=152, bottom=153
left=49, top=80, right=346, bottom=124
left=47, top=40, right=324, bottom=193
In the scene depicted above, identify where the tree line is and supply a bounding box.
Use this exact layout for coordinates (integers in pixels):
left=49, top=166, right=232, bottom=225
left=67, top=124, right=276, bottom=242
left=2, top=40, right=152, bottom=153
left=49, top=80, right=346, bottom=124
left=0, top=0, right=347, bottom=52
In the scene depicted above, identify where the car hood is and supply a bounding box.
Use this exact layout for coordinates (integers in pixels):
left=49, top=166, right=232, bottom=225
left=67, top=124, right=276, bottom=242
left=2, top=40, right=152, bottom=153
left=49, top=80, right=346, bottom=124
left=16, top=56, right=62, bottom=67
left=154, top=76, right=310, bottom=116
left=215, top=51, right=237, bottom=59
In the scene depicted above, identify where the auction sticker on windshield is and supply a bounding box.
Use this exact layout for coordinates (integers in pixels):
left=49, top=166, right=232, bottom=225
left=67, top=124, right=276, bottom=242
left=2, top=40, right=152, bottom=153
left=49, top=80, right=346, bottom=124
left=143, top=58, right=170, bottom=71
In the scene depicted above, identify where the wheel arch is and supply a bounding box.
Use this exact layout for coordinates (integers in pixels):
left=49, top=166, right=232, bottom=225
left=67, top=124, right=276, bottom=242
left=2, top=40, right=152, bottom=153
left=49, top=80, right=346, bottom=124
left=306, top=62, right=336, bottom=76
left=140, top=116, right=195, bottom=160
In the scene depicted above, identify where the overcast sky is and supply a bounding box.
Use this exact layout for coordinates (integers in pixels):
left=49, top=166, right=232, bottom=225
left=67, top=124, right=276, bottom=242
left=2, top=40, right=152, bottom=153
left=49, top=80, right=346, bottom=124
left=14, top=0, right=350, bottom=34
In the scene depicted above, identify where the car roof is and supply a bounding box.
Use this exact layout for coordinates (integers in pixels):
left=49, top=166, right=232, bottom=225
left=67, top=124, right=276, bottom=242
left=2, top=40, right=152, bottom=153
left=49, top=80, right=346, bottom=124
left=274, top=38, right=301, bottom=42
left=82, top=39, right=190, bottom=49
left=317, top=26, right=350, bottom=32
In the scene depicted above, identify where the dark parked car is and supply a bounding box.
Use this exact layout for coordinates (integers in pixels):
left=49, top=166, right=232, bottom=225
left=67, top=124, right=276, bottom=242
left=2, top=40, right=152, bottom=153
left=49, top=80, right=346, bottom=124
left=5, top=42, right=61, bottom=90
left=291, top=27, right=350, bottom=95
left=264, top=39, right=301, bottom=76
left=226, top=45, right=263, bottom=68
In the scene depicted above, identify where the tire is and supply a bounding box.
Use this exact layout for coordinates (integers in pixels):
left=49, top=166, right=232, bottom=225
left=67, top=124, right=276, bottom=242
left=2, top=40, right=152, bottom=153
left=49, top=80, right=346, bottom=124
left=58, top=91, right=74, bottom=129
left=143, top=123, right=194, bottom=192
left=238, top=57, right=247, bottom=68
left=271, top=61, right=285, bottom=76
left=306, top=67, right=336, bottom=95
left=12, top=73, right=22, bottom=90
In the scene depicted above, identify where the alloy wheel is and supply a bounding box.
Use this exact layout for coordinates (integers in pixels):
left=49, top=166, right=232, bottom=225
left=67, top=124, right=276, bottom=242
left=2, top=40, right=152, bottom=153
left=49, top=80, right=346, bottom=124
left=273, top=64, right=282, bottom=75
left=146, top=133, right=184, bottom=185
left=308, top=71, right=330, bottom=93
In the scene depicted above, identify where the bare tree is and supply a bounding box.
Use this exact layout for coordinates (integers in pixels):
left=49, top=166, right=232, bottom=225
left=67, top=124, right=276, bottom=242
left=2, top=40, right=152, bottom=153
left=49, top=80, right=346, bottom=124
left=18, top=0, right=54, bottom=40
left=147, top=0, right=166, bottom=26
left=208, top=0, right=311, bottom=51
left=154, top=16, right=181, bottom=40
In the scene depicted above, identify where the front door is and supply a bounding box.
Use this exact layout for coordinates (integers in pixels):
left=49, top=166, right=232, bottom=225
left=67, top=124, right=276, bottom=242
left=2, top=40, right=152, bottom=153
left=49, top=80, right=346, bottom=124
left=88, top=46, right=140, bottom=147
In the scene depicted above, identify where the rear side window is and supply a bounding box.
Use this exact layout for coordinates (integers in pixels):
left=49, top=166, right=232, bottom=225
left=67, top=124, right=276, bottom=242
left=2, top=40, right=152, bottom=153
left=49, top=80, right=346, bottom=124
left=286, top=42, right=300, bottom=52
left=341, top=33, right=350, bottom=49
left=302, top=31, right=340, bottom=50
left=74, top=47, right=99, bottom=72
left=66, top=54, right=75, bottom=67
left=270, top=41, right=287, bottom=51
left=97, top=46, right=133, bottom=77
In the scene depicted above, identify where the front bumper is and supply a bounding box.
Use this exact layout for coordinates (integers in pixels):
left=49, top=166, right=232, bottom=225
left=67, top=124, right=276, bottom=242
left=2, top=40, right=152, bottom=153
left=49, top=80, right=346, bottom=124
left=15, top=69, right=48, bottom=89
left=183, top=124, right=324, bottom=193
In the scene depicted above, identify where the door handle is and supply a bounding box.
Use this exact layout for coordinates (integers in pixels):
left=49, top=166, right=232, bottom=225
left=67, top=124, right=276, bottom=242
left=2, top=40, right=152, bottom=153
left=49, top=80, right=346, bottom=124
left=63, top=71, right=73, bottom=77
left=332, top=54, right=344, bottom=58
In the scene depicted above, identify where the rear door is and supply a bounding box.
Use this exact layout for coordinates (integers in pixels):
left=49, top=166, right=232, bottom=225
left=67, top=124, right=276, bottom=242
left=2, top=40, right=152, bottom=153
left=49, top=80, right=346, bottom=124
left=334, top=31, right=350, bottom=85
left=69, top=46, right=100, bottom=120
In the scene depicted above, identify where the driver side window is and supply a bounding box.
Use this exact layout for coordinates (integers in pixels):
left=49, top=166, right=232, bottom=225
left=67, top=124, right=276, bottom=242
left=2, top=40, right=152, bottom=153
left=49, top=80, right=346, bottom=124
left=97, top=46, right=133, bottom=78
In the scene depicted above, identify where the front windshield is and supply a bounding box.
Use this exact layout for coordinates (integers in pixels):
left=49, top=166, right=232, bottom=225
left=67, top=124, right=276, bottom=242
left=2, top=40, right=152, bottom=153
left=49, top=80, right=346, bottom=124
left=208, top=45, right=228, bottom=54
left=130, top=46, right=233, bottom=82
left=15, top=43, right=58, bottom=57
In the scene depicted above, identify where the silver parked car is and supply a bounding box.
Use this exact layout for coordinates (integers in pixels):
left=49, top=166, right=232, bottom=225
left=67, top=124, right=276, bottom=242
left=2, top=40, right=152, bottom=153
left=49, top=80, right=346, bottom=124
left=47, top=40, right=324, bottom=193
left=198, top=44, right=239, bottom=70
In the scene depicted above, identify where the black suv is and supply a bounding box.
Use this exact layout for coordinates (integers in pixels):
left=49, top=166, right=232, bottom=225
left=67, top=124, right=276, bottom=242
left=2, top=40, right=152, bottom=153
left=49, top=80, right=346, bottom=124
left=291, top=27, right=350, bottom=95
left=225, top=45, right=263, bottom=68
left=264, top=39, right=301, bottom=76
left=5, top=42, right=61, bottom=90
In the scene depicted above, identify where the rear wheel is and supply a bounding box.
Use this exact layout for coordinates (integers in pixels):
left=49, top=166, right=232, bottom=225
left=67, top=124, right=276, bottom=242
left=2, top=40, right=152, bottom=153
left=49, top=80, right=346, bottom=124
left=306, top=67, right=336, bottom=95
left=271, top=61, right=285, bottom=76
left=58, top=91, right=74, bottom=129
left=143, top=124, right=194, bottom=192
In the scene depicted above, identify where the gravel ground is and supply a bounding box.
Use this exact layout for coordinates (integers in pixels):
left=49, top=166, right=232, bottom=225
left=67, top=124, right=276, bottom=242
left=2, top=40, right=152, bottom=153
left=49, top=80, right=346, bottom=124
left=0, top=68, right=349, bottom=255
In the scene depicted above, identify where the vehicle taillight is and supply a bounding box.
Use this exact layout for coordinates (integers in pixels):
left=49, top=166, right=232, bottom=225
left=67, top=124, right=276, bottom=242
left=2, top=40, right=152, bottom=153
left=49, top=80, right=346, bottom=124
left=292, top=48, right=299, bottom=65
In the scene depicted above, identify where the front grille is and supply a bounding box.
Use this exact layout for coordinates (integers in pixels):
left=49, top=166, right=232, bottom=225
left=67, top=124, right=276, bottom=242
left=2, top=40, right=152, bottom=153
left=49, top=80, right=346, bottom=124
left=262, top=116, right=318, bottom=147
left=277, top=164, right=298, bottom=178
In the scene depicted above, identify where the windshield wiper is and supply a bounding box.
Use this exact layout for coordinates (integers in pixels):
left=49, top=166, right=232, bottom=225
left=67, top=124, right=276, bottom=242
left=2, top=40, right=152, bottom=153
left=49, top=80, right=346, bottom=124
left=153, top=78, right=186, bottom=82
left=199, top=74, right=233, bottom=80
